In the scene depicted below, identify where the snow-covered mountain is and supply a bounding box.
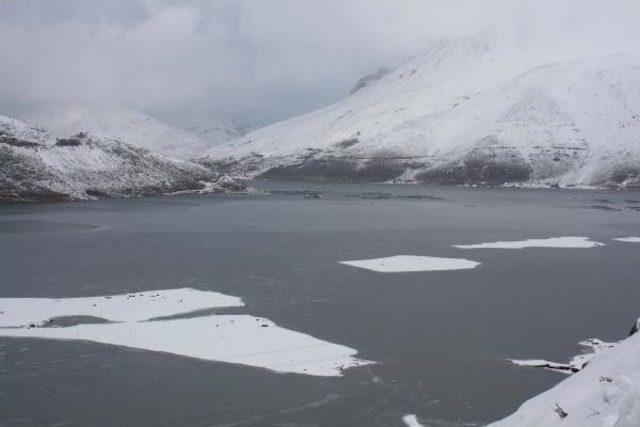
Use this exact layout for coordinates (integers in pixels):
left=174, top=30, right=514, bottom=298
left=172, top=114, right=250, bottom=146
left=20, top=105, right=213, bottom=159
left=0, top=115, right=243, bottom=203
left=204, top=30, right=640, bottom=188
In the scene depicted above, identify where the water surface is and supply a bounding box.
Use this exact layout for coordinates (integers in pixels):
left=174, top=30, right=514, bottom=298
left=1, top=181, right=639, bottom=426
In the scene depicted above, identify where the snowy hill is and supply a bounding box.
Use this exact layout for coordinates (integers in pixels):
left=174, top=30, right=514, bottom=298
left=20, top=105, right=214, bottom=159
left=204, top=31, right=640, bottom=188
left=0, top=115, right=243, bottom=203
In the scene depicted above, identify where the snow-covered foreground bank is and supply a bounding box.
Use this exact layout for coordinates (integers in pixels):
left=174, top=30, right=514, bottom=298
left=454, top=236, right=604, bottom=249
left=491, top=330, right=640, bottom=426
left=340, top=255, right=480, bottom=273
left=0, top=288, right=371, bottom=376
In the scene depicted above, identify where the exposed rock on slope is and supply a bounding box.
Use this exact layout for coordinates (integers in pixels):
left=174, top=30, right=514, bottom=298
left=204, top=32, right=640, bottom=188
left=0, top=115, right=242, bottom=203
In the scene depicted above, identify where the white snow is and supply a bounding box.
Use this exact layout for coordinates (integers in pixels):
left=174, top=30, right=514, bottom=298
left=0, top=288, right=243, bottom=328
left=20, top=104, right=213, bottom=159
left=613, top=237, right=640, bottom=243
left=490, top=332, right=640, bottom=427
left=1, top=114, right=235, bottom=201
left=0, top=288, right=372, bottom=376
left=402, top=414, right=424, bottom=427
left=340, top=255, right=480, bottom=273
left=205, top=28, right=640, bottom=187
left=168, top=113, right=249, bottom=146
left=454, top=237, right=604, bottom=249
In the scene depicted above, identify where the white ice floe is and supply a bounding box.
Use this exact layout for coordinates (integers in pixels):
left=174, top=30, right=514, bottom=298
left=490, top=332, right=640, bottom=427
left=339, top=255, right=480, bottom=273
left=0, top=289, right=372, bottom=376
left=0, top=314, right=370, bottom=376
left=402, top=414, right=425, bottom=427
left=613, top=237, right=640, bottom=243
left=0, top=288, right=243, bottom=328
left=454, top=236, right=604, bottom=250
left=510, top=339, right=617, bottom=375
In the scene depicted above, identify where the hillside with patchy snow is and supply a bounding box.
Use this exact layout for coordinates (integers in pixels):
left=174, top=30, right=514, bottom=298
left=204, top=30, right=640, bottom=188
left=0, top=115, right=243, bottom=203
left=20, top=105, right=214, bottom=159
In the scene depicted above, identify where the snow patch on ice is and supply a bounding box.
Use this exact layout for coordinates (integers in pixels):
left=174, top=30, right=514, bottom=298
left=0, top=289, right=372, bottom=376
left=613, top=237, right=640, bottom=243
left=454, top=236, right=604, bottom=249
left=402, top=414, right=424, bottom=427
left=340, top=255, right=480, bottom=273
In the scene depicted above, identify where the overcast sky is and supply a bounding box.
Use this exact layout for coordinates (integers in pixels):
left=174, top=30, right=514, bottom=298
left=1, top=0, right=638, bottom=127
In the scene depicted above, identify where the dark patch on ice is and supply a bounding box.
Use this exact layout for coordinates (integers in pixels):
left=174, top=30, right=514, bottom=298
left=146, top=306, right=246, bottom=322
left=38, top=316, right=113, bottom=328
left=586, top=205, right=622, bottom=212
left=0, top=220, right=99, bottom=234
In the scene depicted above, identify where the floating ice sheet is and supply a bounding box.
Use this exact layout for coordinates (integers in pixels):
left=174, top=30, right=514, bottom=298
left=0, top=289, right=372, bottom=376
left=340, top=255, right=480, bottom=273
left=0, top=288, right=243, bottom=328
left=613, top=236, right=640, bottom=243
left=454, top=236, right=604, bottom=249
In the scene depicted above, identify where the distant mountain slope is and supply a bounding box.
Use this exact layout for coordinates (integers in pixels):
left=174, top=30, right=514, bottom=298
left=0, top=115, right=243, bottom=203
left=173, top=115, right=250, bottom=146
left=20, top=105, right=213, bottom=159
left=204, top=31, right=640, bottom=188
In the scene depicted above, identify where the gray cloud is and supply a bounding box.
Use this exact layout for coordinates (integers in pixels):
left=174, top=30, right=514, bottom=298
left=0, top=0, right=638, bottom=126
